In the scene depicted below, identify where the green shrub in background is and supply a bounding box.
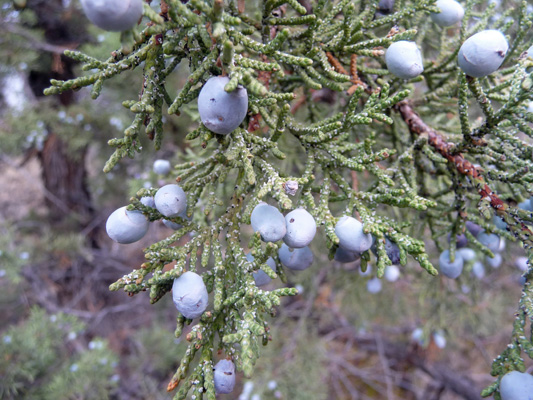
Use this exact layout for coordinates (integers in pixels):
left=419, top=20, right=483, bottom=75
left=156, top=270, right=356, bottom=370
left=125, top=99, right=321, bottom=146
left=0, top=307, right=118, bottom=400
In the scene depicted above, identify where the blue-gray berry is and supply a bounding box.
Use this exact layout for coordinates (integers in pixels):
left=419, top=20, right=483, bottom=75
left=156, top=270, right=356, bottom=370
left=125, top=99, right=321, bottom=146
left=80, top=0, right=143, bottom=32
left=486, top=253, right=502, bottom=269
left=493, top=215, right=507, bottom=230
left=162, top=209, right=189, bottom=230
left=456, top=247, right=476, bottom=262
left=477, top=231, right=500, bottom=252
left=140, top=196, right=155, bottom=208
left=153, top=159, right=171, bottom=176
left=411, top=328, right=425, bottom=345
left=451, top=232, right=468, bottom=248
left=430, top=0, right=464, bottom=27
left=472, top=261, right=485, bottom=279
left=214, top=359, right=236, bottom=394
left=278, top=244, right=313, bottom=271
left=449, top=221, right=481, bottom=248
left=198, top=76, right=248, bottom=135
left=154, top=184, right=187, bottom=218
left=106, top=206, right=149, bottom=244
left=432, top=331, right=447, bottom=349
left=376, top=0, right=395, bottom=16
left=359, top=264, right=372, bottom=277
left=335, top=216, right=373, bottom=253
left=251, top=203, right=287, bottom=242
left=172, top=271, right=208, bottom=319
left=384, top=265, right=400, bottom=282
left=385, top=41, right=424, bottom=79
left=283, top=208, right=317, bottom=248
left=515, top=257, right=528, bottom=272
left=439, top=250, right=464, bottom=279
left=518, top=198, right=533, bottom=211
left=499, top=370, right=533, bottom=400
left=246, top=253, right=277, bottom=286
left=371, top=236, right=400, bottom=265
left=334, top=247, right=360, bottom=263
left=466, top=221, right=483, bottom=237
left=367, top=277, right=382, bottom=294
left=458, top=30, right=508, bottom=77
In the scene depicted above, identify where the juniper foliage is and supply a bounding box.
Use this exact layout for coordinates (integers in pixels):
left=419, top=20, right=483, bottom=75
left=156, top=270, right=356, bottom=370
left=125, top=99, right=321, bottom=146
left=43, top=0, right=533, bottom=398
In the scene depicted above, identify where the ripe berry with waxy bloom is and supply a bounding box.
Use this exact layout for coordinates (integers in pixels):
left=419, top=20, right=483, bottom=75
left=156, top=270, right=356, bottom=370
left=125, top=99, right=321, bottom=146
left=432, top=331, right=447, bottom=349
left=334, top=247, right=360, bottom=263
left=499, top=371, right=533, bottom=400
left=472, top=261, right=485, bottom=279
left=198, top=76, right=248, bottom=135
left=335, top=216, right=373, bottom=253
left=385, top=41, right=424, bottom=79
left=477, top=231, right=500, bottom=252
left=214, top=359, right=236, bottom=394
left=458, top=30, right=508, bottom=77
left=487, top=253, right=502, bottom=269
left=493, top=215, right=507, bottom=230
left=162, top=209, right=189, bottom=230
left=106, top=206, right=149, bottom=244
left=278, top=244, right=313, bottom=271
left=367, top=277, right=382, bottom=294
left=439, top=250, right=464, bottom=279
left=371, top=236, right=400, bottom=265
left=384, top=265, right=400, bottom=282
left=466, top=221, right=483, bottom=237
left=153, top=159, right=171, bottom=176
left=154, top=184, right=187, bottom=218
left=283, top=208, right=317, bottom=248
left=430, top=0, right=464, bottom=27
left=456, top=248, right=476, bottom=262
left=246, top=253, right=277, bottom=287
left=140, top=196, right=155, bottom=208
left=251, top=203, right=286, bottom=242
left=172, top=271, right=208, bottom=319
left=80, top=0, right=143, bottom=32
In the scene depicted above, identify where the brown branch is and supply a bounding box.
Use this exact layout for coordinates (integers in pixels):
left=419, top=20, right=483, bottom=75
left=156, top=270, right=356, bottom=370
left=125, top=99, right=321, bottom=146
left=349, top=54, right=358, bottom=79
left=396, top=101, right=533, bottom=246
left=396, top=101, right=503, bottom=208
left=326, top=51, right=349, bottom=75
left=324, top=327, right=484, bottom=400
left=1, top=22, right=75, bottom=54
left=325, top=52, right=370, bottom=96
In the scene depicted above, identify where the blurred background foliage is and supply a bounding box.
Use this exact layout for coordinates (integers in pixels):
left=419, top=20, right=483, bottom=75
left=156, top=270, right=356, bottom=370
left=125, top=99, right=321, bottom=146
left=0, top=0, right=531, bottom=399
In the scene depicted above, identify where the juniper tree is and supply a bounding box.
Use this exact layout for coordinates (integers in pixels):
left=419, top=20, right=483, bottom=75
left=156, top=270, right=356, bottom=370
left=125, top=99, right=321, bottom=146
left=37, top=0, right=533, bottom=397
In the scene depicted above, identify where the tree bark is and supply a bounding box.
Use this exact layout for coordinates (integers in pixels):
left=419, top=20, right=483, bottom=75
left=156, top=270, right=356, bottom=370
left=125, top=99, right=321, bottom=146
left=25, top=0, right=96, bottom=235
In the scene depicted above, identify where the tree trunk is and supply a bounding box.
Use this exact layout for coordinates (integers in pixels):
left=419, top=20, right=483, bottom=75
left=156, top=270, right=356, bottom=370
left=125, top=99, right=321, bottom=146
left=37, top=133, right=94, bottom=225
left=25, top=0, right=97, bottom=238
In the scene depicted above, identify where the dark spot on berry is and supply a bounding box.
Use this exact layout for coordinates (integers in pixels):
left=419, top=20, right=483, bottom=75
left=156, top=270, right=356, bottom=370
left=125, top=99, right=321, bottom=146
left=218, top=116, right=224, bottom=121
left=210, top=98, right=216, bottom=102
left=224, top=372, right=233, bottom=375
left=290, top=218, right=295, bottom=223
